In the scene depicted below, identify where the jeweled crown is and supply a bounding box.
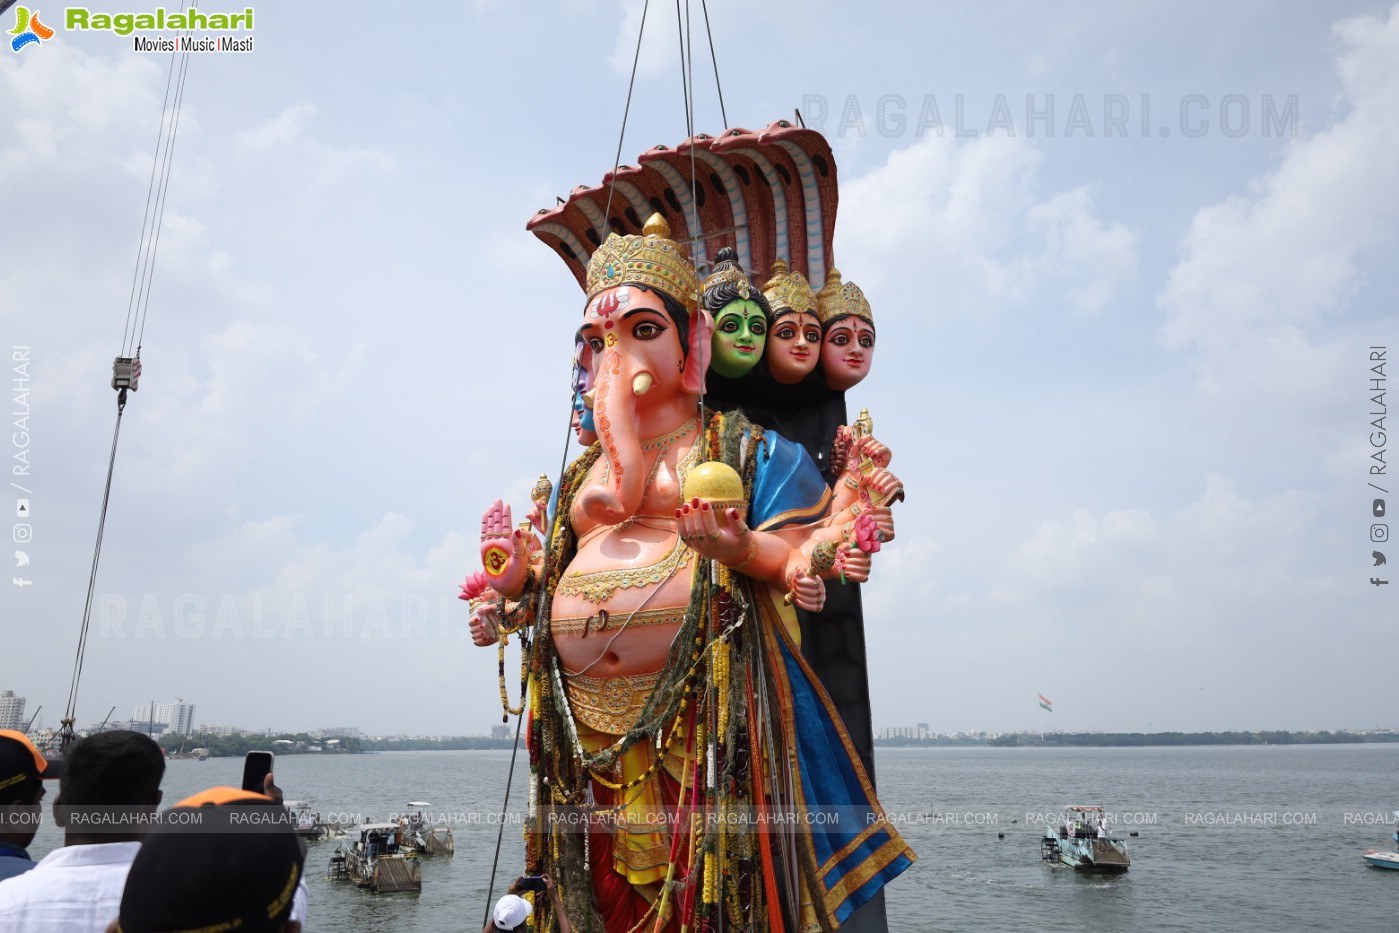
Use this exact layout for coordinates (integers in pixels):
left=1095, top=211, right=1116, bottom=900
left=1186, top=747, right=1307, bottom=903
left=761, top=258, right=818, bottom=317
left=585, top=213, right=701, bottom=313
left=702, top=249, right=753, bottom=301
left=815, top=266, right=873, bottom=327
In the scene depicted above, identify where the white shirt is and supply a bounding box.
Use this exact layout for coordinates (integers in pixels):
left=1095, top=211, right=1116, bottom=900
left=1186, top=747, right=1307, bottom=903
left=0, top=841, right=140, bottom=933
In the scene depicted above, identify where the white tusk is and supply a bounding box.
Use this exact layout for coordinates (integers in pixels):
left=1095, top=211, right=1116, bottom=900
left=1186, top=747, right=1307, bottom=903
left=632, top=372, right=653, bottom=396
left=581, top=390, right=595, bottom=409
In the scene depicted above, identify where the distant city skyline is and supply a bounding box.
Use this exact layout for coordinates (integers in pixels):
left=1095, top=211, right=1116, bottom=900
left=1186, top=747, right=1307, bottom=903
left=132, top=700, right=196, bottom=735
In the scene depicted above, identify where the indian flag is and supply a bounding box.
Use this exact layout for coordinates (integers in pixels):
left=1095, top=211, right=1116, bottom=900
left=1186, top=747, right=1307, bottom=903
left=1038, top=693, right=1053, bottom=712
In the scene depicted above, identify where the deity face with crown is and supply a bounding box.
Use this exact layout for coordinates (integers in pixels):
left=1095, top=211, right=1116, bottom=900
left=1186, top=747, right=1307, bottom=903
left=702, top=247, right=768, bottom=380
left=767, top=308, right=822, bottom=384
left=762, top=257, right=823, bottom=385
left=710, top=300, right=767, bottom=378
left=821, top=316, right=875, bottom=390
left=816, top=267, right=876, bottom=391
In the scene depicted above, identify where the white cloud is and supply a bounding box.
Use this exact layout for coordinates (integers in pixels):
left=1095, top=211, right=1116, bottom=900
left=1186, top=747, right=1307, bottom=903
left=1158, top=4, right=1399, bottom=377
left=863, top=473, right=1359, bottom=731
left=835, top=134, right=1136, bottom=318
left=233, top=101, right=393, bottom=193
left=608, top=0, right=671, bottom=80
left=0, top=45, right=163, bottom=171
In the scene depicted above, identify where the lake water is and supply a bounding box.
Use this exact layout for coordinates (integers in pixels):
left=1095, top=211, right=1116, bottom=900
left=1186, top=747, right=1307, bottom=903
left=25, top=744, right=1399, bottom=931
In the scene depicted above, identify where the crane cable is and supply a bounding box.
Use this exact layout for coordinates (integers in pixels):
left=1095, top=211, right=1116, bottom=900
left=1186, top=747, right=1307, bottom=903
left=479, top=1, right=731, bottom=922
left=62, top=7, right=195, bottom=747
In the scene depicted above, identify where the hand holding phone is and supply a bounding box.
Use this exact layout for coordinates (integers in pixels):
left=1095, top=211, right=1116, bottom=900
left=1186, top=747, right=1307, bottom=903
left=241, top=751, right=275, bottom=793
left=515, top=875, right=547, bottom=893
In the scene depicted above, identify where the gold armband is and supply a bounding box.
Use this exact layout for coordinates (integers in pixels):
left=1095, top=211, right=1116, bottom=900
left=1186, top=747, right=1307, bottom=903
left=731, top=533, right=761, bottom=572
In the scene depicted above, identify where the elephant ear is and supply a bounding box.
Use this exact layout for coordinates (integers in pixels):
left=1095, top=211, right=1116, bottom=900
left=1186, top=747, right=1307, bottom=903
left=681, top=309, right=714, bottom=394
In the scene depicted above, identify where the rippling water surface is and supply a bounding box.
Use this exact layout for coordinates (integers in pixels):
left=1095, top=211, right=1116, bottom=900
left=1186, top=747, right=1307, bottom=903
left=27, top=744, right=1399, bottom=931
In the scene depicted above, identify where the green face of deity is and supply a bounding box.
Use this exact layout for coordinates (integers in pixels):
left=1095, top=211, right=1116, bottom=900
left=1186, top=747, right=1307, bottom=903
left=710, top=300, right=767, bottom=378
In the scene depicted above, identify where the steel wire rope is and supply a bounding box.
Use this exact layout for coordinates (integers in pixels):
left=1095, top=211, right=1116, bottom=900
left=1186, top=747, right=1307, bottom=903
left=479, top=360, right=591, bottom=930
left=601, top=0, right=652, bottom=238
left=480, top=0, right=727, bottom=917
left=120, top=0, right=188, bottom=356
left=63, top=19, right=195, bottom=742
left=62, top=407, right=124, bottom=738
left=134, top=24, right=195, bottom=353
left=480, top=4, right=653, bottom=918
left=699, top=0, right=727, bottom=128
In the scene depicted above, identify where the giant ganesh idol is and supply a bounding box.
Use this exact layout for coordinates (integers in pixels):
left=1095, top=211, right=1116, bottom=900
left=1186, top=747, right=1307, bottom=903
left=462, top=210, right=912, bottom=931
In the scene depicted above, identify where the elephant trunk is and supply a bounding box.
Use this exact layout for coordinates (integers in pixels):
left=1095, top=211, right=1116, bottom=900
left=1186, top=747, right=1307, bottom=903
left=576, top=349, right=649, bottom=526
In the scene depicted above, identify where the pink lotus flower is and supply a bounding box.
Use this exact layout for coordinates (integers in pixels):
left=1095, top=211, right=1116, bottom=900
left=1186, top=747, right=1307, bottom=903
left=854, top=513, right=882, bottom=554
left=458, top=571, right=490, bottom=601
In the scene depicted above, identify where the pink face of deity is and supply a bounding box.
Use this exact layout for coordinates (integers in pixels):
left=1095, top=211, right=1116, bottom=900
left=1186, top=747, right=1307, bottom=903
left=766, top=310, right=822, bottom=385
left=578, top=285, right=686, bottom=407
left=820, top=316, right=876, bottom=391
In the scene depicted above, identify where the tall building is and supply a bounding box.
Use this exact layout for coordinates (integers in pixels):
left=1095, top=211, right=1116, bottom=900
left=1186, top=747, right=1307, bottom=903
left=0, top=691, right=26, bottom=731
left=133, top=700, right=196, bottom=735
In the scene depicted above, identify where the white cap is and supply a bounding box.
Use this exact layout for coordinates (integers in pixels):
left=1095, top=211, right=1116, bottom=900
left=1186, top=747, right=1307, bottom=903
left=494, top=894, right=533, bottom=930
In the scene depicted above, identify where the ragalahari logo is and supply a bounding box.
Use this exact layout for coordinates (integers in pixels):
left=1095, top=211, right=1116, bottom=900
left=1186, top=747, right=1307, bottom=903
left=10, top=6, right=55, bottom=52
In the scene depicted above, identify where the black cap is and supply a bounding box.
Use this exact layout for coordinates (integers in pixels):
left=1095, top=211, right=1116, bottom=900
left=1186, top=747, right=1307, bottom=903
left=116, top=788, right=305, bottom=933
left=0, top=729, right=63, bottom=804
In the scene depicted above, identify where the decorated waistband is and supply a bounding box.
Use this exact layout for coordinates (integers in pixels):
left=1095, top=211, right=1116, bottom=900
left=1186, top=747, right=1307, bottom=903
left=562, top=669, right=663, bottom=736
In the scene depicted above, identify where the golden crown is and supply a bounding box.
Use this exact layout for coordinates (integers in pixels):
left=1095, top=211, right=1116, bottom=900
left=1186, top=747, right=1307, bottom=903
left=585, top=213, right=701, bottom=313
left=761, top=258, right=818, bottom=316
left=702, top=256, right=753, bottom=301
left=815, top=267, right=873, bottom=327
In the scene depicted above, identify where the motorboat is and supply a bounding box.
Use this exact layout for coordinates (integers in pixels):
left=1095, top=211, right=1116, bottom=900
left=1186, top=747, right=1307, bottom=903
left=329, top=822, right=421, bottom=893
left=398, top=802, right=454, bottom=857
left=1363, top=811, right=1399, bottom=870
left=1041, top=805, right=1130, bottom=873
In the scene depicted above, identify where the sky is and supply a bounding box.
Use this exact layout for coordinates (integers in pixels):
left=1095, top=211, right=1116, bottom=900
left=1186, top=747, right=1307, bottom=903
left=1, top=1, right=1396, bottom=737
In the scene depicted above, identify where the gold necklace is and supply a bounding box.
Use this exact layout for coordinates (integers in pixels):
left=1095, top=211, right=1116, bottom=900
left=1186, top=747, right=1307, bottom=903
left=640, top=416, right=697, bottom=451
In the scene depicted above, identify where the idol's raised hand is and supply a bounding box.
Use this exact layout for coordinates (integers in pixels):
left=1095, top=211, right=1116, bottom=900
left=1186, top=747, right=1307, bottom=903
left=480, top=499, right=530, bottom=597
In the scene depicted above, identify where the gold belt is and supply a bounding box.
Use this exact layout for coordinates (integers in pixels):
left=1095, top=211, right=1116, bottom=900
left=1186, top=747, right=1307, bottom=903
left=550, top=606, right=687, bottom=638
left=563, top=670, right=662, bottom=736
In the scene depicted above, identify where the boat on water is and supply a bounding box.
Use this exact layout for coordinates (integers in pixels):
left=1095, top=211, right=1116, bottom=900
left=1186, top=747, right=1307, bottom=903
left=328, top=823, right=422, bottom=893
left=284, top=800, right=330, bottom=841
left=398, top=802, right=454, bottom=857
left=1362, top=811, right=1399, bottom=870
left=1364, top=850, right=1399, bottom=869
left=1041, top=805, right=1130, bottom=873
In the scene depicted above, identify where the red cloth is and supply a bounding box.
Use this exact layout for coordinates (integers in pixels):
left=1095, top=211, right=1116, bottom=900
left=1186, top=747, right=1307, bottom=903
left=587, top=770, right=689, bottom=933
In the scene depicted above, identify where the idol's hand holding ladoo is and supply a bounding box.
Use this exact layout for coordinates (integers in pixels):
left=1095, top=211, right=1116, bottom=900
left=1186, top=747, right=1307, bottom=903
left=675, top=498, right=751, bottom=566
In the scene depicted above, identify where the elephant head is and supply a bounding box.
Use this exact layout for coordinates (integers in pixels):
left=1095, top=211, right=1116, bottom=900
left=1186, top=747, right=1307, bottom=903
left=573, top=283, right=712, bottom=526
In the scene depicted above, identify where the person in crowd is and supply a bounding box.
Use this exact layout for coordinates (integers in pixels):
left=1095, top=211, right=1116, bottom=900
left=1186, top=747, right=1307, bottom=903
left=0, top=730, right=65, bottom=881
left=0, top=730, right=164, bottom=931
left=105, top=786, right=307, bottom=933
left=483, top=874, right=573, bottom=933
